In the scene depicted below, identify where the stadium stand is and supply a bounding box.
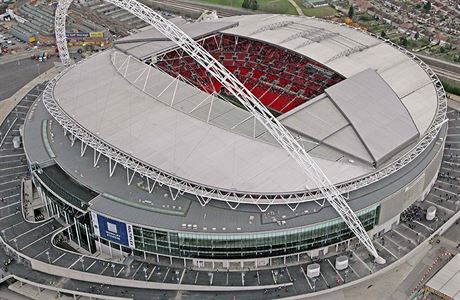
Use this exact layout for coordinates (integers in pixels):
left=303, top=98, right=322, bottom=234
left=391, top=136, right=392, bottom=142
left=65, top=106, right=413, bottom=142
left=156, top=34, right=343, bottom=113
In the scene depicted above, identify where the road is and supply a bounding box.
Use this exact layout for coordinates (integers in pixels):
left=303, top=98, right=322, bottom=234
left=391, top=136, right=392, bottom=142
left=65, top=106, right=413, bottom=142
left=0, top=57, right=57, bottom=101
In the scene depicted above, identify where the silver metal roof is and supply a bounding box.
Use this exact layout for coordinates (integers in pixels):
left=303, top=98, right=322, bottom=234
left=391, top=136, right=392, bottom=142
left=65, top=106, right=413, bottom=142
left=52, top=14, right=440, bottom=195
left=325, top=68, right=419, bottom=165
left=115, top=14, right=438, bottom=140
left=114, top=21, right=238, bottom=59
left=54, top=50, right=370, bottom=194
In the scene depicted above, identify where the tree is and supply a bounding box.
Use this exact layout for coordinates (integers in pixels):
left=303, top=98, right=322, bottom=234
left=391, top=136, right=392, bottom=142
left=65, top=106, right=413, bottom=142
left=399, top=36, right=408, bottom=47
left=348, top=5, right=354, bottom=19
left=381, top=30, right=387, bottom=38
left=249, top=0, right=258, bottom=10
left=423, top=1, right=431, bottom=12
left=242, top=0, right=258, bottom=10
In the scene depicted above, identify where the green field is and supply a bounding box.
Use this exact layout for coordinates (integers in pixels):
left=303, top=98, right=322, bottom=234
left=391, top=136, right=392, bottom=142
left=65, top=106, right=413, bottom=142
left=301, top=6, right=337, bottom=17
left=195, top=0, right=337, bottom=16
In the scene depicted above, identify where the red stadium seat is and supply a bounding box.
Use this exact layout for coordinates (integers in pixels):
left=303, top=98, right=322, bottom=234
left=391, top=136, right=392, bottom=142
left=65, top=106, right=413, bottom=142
left=156, top=34, right=343, bottom=113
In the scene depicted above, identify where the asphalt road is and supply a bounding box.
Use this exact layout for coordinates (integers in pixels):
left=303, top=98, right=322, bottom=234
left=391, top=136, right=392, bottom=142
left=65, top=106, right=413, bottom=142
left=0, top=57, right=57, bottom=101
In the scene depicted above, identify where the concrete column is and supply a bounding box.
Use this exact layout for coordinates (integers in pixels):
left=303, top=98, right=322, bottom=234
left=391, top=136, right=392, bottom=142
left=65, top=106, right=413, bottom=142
left=73, top=218, right=81, bottom=248
left=84, top=224, right=92, bottom=253
left=109, top=241, right=113, bottom=258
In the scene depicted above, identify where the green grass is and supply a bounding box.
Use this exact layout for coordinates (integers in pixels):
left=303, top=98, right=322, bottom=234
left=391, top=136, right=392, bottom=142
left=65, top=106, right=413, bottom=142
left=301, top=6, right=337, bottom=17
left=195, top=0, right=336, bottom=16
left=258, top=0, right=298, bottom=15
left=442, top=80, right=460, bottom=97
left=195, top=0, right=244, bottom=8
left=195, top=0, right=296, bottom=14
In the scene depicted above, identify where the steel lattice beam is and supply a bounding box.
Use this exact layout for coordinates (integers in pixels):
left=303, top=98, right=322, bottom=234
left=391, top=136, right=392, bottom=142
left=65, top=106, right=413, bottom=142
left=53, top=0, right=388, bottom=262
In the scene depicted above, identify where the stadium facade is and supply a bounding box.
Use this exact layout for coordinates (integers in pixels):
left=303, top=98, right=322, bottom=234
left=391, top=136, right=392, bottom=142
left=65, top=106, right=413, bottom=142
left=24, top=14, right=447, bottom=270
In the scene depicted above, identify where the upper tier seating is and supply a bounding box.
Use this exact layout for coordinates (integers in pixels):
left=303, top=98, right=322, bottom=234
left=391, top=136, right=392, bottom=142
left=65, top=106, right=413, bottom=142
left=156, top=34, right=343, bottom=114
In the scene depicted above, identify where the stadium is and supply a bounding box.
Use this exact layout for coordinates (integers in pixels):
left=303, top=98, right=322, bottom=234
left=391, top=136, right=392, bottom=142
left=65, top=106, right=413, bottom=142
left=23, top=11, right=447, bottom=277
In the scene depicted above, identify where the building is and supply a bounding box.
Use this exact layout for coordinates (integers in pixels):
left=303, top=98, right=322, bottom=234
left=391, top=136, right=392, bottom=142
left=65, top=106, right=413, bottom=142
left=24, top=14, right=446, bottom=274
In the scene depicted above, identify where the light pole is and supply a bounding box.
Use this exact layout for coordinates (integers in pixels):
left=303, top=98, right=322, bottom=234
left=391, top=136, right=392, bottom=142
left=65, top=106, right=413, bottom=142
left=111, top=263, right=116, bottom=276
left=12, top=239, right=17, bottom=250
left=143, top=266, right=148, bottom=281
left=81, top=257, right=85, bottom=271
left=46, top=251, right=50, bottom=264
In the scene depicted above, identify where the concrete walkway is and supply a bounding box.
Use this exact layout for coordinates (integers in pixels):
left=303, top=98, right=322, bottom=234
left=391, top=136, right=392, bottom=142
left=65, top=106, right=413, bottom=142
left=288, top=0, right=305, bottom=16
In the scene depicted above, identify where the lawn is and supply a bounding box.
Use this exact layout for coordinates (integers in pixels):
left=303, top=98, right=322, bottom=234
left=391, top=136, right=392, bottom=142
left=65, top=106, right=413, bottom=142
left=195, top=0, right=336, bottom=16
left=301, top=6, right=337, bottom=17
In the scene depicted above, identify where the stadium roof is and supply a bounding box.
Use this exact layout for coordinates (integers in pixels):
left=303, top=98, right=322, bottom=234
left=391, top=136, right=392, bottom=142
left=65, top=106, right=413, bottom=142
left=115, top=14, right=437, bottom=138
left=53, top=14, right=439, bottom=195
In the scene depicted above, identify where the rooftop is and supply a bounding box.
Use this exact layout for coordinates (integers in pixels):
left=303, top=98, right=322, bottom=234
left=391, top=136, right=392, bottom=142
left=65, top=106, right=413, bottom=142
left=51, top=14, right=439, bottom=196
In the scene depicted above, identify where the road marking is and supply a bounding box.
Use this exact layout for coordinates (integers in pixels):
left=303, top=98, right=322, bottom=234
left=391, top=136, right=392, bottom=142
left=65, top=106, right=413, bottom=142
left=34, top=247, right=50, bottom=259
left=300, top=266, right=313, bottom=290
left=271, top=270, right=277, bottom=284
left=0, top=201, right=19, bottom=210
left=0, top=154, right=25, bottom=159
left=68, top=256, right=83, bottom=269
left=5, top=220, right=25, bottom=231
left=116, top=266, right=125, bottom=277
left=413, top=220, right=434, bottom=232
left=147, top=266, right=156, bottom=281
left=0, top=187, right=21, bottom=196
left=163, top=268, right=170, bottom=283
left=0, top=211, right=20, bottom=221
left=0, top=165, right=27, bottom=172
left=425, top=199, right=455, bottom=214
left=131, top=263, right=143, bottom=279
left=0, top=172, right=27, bottom=180
left=194, top=271, right=199, bottom=284
left=327, top=258, right=343, bottom=282
left=393, top=228, right=417, bottom=246
left=320, top=272, right=329, bottom=288
left=375, top=241, right=398, bottom=260
left=0, top=179, right=21, bottom=187
left=86, top=260, right=97, bottom=271
left=401, top=223, right=427, bottom=239
left=348, top=264, right=360, bottom=278
left=285, top=267, right=293, bottom=282
left=19, top=229, right=56, bottom=251
left=9, top=220, right=53, bottom=241
left=351, top=250, right=372, bottom=273
left=0, top=193, right=20, bottom=200
left=99, top=263, right=110, bottom=275
left=179, top=269, right=185, bottom=284
left=385, top=234, right=409, bottom=251
left=52, top=253, right=66, bottom=264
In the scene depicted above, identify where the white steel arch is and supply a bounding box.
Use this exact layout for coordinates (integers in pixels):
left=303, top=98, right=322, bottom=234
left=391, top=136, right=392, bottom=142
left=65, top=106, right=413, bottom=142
left=53, top=0, right=385, bottom=263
